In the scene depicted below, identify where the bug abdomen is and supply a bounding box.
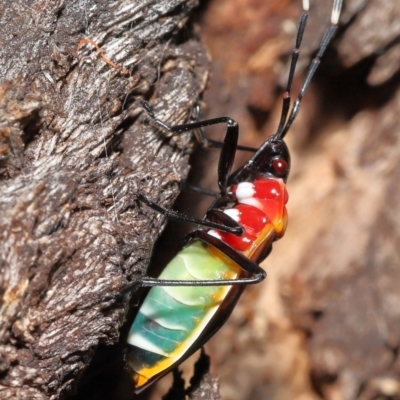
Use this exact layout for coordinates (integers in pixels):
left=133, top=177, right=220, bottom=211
left=126, top=240, right=241, bottom=390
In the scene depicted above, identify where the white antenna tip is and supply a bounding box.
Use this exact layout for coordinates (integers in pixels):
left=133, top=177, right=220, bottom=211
left=331, top=0, right=343, bottom=25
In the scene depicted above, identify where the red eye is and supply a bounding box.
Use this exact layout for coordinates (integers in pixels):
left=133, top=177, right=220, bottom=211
left=272, top=158, right=288, bottom=174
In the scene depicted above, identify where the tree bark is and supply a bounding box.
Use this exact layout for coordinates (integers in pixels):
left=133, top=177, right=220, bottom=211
left=0, top=1, right=209, bottom=399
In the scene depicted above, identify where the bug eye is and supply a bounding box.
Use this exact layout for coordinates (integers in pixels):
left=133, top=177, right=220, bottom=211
left=272, top=158, right=288, bottom=175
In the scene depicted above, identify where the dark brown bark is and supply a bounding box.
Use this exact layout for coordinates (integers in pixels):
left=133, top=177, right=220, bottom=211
left=0, top=1, right=210, bottom=399
left=3, top=0, right=400, bottom=399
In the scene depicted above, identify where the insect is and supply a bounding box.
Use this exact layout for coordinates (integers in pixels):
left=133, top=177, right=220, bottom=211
left=122, top=0, right=343, bottom=393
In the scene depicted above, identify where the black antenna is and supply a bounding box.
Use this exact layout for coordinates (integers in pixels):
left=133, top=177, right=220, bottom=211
left=275, top=0, right=343, bottom=140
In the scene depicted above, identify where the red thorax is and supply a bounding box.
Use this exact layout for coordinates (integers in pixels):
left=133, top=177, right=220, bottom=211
left=208, top=178, right=288, bottom=255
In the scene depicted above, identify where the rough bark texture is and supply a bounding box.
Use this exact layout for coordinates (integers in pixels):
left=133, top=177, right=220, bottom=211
left=3, top=0, right=400, bottom=400
left=0, top=1, right=209, bottom=399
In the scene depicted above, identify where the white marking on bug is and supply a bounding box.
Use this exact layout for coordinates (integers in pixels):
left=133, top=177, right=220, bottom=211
left=332, top=0, right=342, bottom=24
left=208, top=230, right=222, bottom=239
left=240, top=198, right=263, bottom=211
left=140, top=301, right=187, bottom=331
left=235, top=182, right=255, bottom=201
left=127, top=332, right=171, bottom=357
left=223, top=208, right=240, bottom=222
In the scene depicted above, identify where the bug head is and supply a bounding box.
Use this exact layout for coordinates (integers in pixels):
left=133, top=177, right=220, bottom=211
left=227, top=135, right=290, bottom=186
left=251, top=135, right=291, bottom=182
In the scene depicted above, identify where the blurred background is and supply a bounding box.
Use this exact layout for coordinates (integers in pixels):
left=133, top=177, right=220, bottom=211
left=73, top=0, right=400, bottom=399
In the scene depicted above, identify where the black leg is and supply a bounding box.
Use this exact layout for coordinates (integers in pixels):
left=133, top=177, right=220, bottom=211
left=202, top=139, right=257, bottom=153
left=137, top=194, right=244, bottom=235
left=142, top=100, right=256, bottom=152
left=183, top=184, right=219, bottom=197
left=187, top=230, right=268, bottom=279
left=141, top=100, right=239, bottom=193
left=204, top=208, right=242, bottom=229
left=190, top=104, right=257, bottom=152
left=106, top=230, right=269, bottom=301
left=215, top=117, right=238, bottom=194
